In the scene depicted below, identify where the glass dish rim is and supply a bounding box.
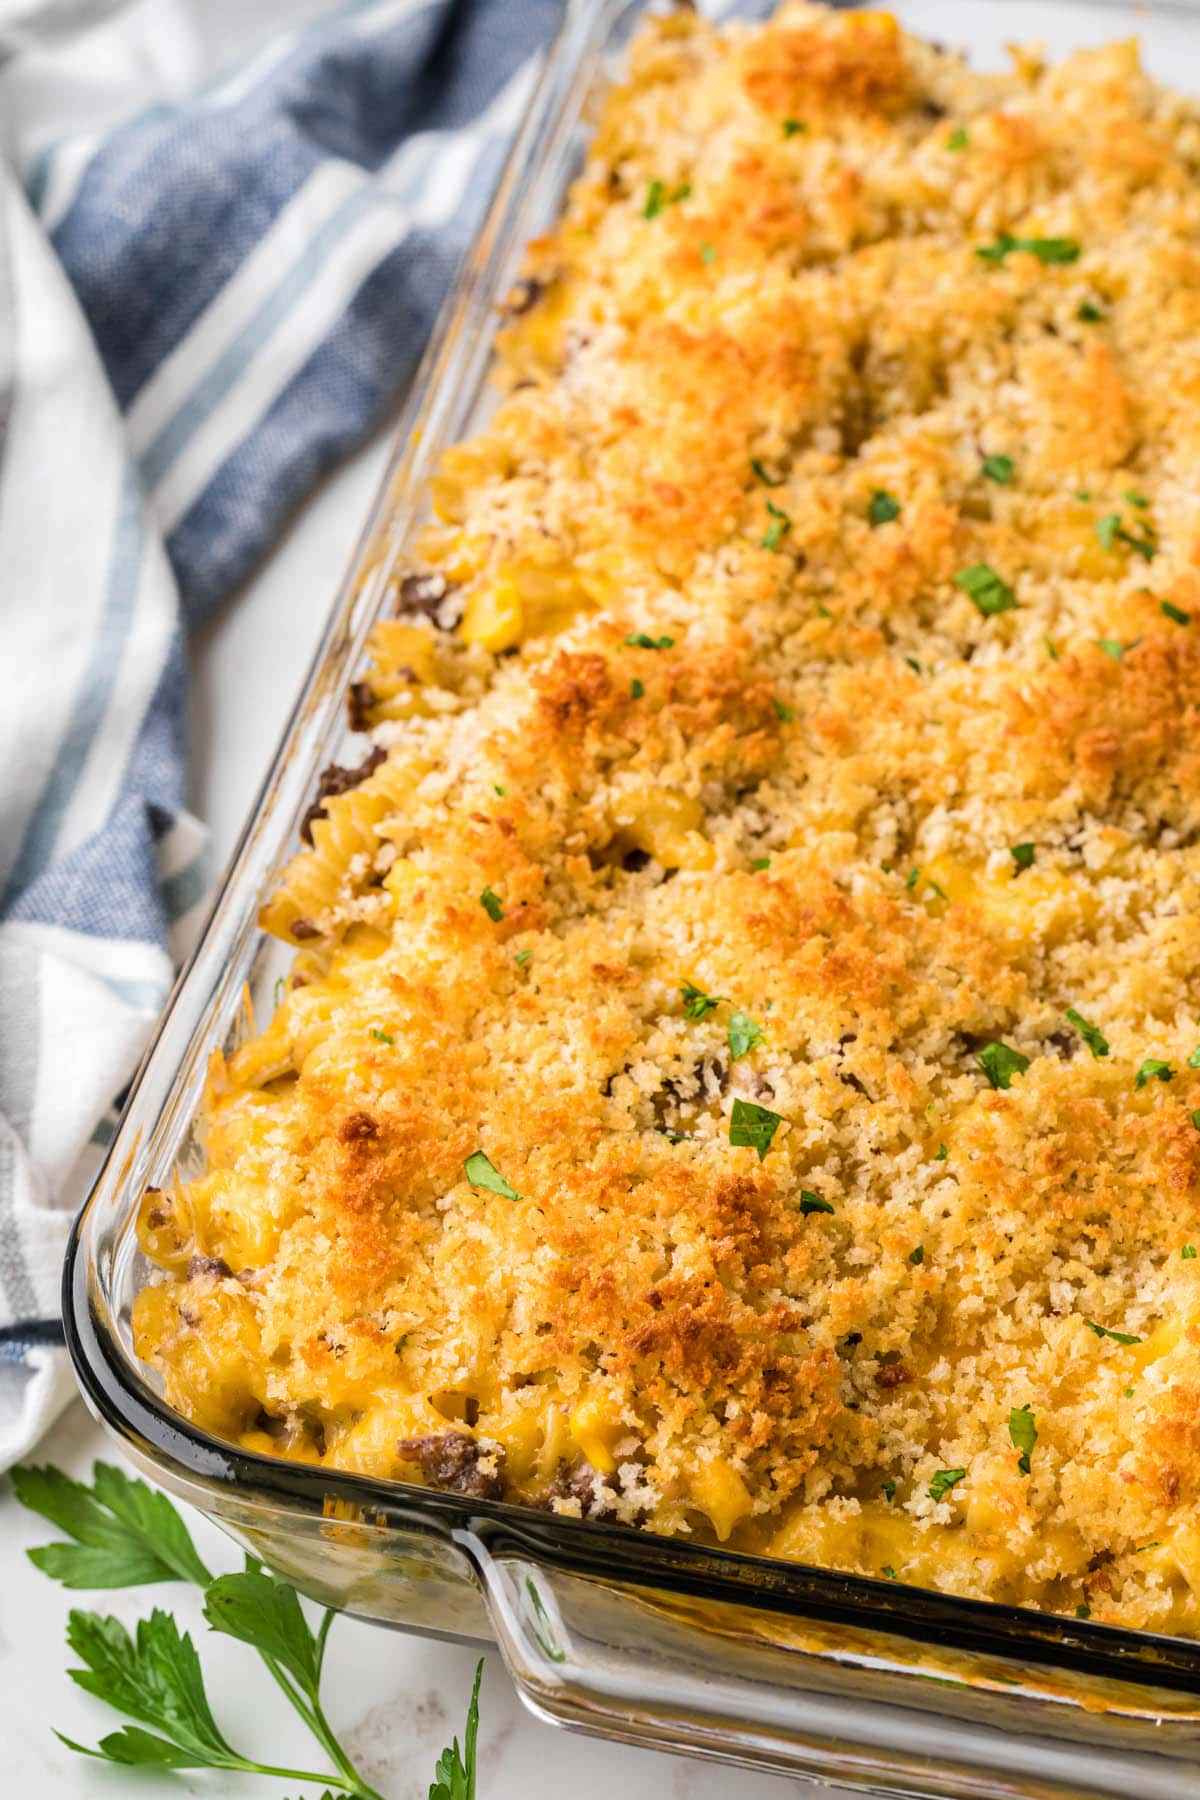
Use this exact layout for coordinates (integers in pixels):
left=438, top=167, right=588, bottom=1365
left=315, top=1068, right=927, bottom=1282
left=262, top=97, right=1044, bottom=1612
left=61, top=0, right=1200, bottom=1709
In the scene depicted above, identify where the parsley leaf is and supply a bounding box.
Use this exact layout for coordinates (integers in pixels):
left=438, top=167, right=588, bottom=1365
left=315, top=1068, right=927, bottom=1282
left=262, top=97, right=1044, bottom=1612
left=782, top=118, right=806, bottom=137
left=1096, top=637, right=1131, bottom=660
left=699, top=240, right=716, bottom=265
left=514, top=949, right=532, bottom=967
left=681, top=981, right=725, bottom=1019
left=881, top=1565, right=898, bottom=1579
left=1183, top=1245, right=1197, bottom=1260
left=881, top=1479, right=897, bottom=1502
left=1010, top=842, right=1035, bottom=872
left=729, top=1097, right=782, bottom=1161
left=976, top=234, right=1080, bottom=265
left=934, top=1143, right=948, bottom=1161
left=625, top=632, right=675, bottom=650
left=1084, top=1317, right=1143, bottom=1346
left=773, top=697, right=794, bottom=722
left=799, top=1189, right=835, bottom=1216
left=1065, top=1008, right=1108, bottom=1059
left=643, top=179, right=690, bottom=220
left=371, top=1028, right=394, bottom=1045
left=1189, top=1047, right=1200, bottom=1069
left=750, top=457, right=783, bottom=487
left=868, top=490, right=901, bottom=527
left=1135, top=1057, right=1173, bottom=1089
left=11, top=1464, right=211, bottom=1591
left=1162, top=601, right=1191, bottom=626
left=1125, top=489, right=1149, bottom=509
left=429, top=1659, right=483, bottom=1800
left=928, top=1468, right=967, bottom=1503
left=1193, top=1109, right=1200, bottom=1131
left=977, top=1040, right=1030, bottom=1090
left=62, top=1607, right=243, bottom=1771
left=1008, top=1404, right=1037, bottom=1476
left=1077, top=301, right=1103, bottom=322
left=727, top=1009, right=765, bottom=1061
left=479, top=887, right=503, bottom=922
left=909, top=1244, right=925, bottom=1266
left=631, top=678, right=644, bottom=699
left=981, top=454, right=1014, bottom=485
left=946, top=126, right=968, bottom=150
left=464, top=1151, right=521, bottom=1201
left=1097, top=512, right=1157, bottom=561
left=954, top=562, right=1017, bottom=616
left=762, top=498, right=792, bottom=551
left=751, top=856, right=771, bottom=872
left=1075, top=1603, right=1092, bottom=1619
left=204, top=1561, right=323, bottom=1701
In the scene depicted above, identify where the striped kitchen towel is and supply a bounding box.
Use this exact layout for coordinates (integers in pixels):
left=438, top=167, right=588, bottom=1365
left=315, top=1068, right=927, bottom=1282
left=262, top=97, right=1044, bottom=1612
left=0, top=0, right=565, bottom=1467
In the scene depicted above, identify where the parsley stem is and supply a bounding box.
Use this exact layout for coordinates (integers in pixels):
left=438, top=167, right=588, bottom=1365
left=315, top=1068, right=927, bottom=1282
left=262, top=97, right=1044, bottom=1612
left=256, top=1623, right=386, bottom=1800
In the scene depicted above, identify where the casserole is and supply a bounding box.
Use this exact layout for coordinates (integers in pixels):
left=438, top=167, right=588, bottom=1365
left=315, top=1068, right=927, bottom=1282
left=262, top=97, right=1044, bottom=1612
left=66, top=4, right=1200, bottom=1795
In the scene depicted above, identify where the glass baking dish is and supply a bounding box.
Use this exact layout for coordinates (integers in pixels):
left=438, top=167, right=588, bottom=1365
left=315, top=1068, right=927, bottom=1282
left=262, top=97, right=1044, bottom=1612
left=64, top=2, right=1200, bottom=1794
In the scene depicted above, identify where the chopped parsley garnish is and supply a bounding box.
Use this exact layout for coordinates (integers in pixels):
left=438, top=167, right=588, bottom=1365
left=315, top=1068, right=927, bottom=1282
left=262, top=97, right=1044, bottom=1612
left=699, top=240, right=717, bottom=265
left=881, top=1565, right=898, bottom=1579
left=1135, top=1542, right=1161, bottom=1554
left=977, top=1040, right=1030, bottom=1090
left=1077, top=301, right=1104, bottom=322
left=1124, top=490, right=1149, bottom=508
left=773, top=698, right=794, bottom=722
left=643, top=179, right=690, bottom=219
left=905, top=866, right=920, bottom=890
left=1095, top=513, right=1120, bottom=550
left=928, top=1468, right=967, bottom=1503
left=762, top=498, right=792, bottom=551
left=1162, top=601, right=1190, bottom=626
left=981, top=454, right=1014, bottom=485
left=799, top=1189, right=835, bottom=1216
left=1097, top=637, right=1131, bottom=660
left=480, top=886, right=504, bottom=922
left=882, top=1479, right=896, bottom=1502
left=1008, top=1404, right=1037, bottom=1476
left=1189, top=1046, right=1200, bottom=1068
left=1010, top=842, right=1035, bottom=872
left=782, top=118, right=806, bottom=137
left=905, top=656, right=921, bottom=674
left=751, top=856, right=771, bottom=872
left=909, top=1245, right=925, bottom=1266
left=1193, top=1110, right=1200, bottom=1131
left=946, top=127, right=968, bottom=150
left=729, top=1097, right=782, bottom=1161
left=934, top=1143, right=948, bottom=1161
left=1075, top=1604, right=1092, bottom=1620
left=868, top=490, right=901, bottom=527
left=464, top=1151, right=521, bottom=1201
left=1135, top=1057, right=1173, bottom=1089
left=975, top=234, right=1080, bottom=265
left=494, top=783, right=506, bottom=796
left=816, top=604, right=832, bottom=619
left=954, top=562, right=1017, bottom=616
left=625, top=631, right=674, bottom=650
left=1084, top=1317, right=1143, bottom=1346
left=370, top=1028, right=394, bottom=1045
left=681, top=981, right=725, bottom=1019
left=631, top=678, right=645, bottom=699
left=1096, top=511, right=1157, bottom=561
left=750, top=457, right=784, bottom=487
left=1065, top=1008, right=1108, bottom=1059
left=514, top=949, right=532, bottom=967
left=1044, top=635, right=1059, bottom=662
left=1183, top=1245, right=1197, bottom=1260
left=727, top=1009, right=766, bottom=1061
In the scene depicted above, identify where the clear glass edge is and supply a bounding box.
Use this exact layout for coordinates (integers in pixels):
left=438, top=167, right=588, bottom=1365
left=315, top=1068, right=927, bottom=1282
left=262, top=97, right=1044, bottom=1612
left=61, top=0, right=1200, bottom=1784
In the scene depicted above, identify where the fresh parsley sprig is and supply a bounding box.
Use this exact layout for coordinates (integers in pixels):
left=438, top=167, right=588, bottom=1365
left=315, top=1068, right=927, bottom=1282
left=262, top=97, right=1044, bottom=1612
left=14, top=1461, right=484, bottom=1800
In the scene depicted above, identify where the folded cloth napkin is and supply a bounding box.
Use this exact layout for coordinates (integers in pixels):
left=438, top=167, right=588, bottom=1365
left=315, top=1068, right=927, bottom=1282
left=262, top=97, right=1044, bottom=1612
left=0, top=0, right=563, bottom=1468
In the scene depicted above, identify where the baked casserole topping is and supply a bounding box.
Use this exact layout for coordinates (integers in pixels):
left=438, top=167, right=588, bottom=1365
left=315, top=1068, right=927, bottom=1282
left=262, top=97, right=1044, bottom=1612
left=134, top=5, right=1200, bottom=1635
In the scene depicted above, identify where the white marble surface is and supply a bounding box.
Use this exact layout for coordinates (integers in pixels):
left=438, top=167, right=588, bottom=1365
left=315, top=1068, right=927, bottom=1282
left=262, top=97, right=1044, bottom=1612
left=4, top=2, right=1200, bottom=1794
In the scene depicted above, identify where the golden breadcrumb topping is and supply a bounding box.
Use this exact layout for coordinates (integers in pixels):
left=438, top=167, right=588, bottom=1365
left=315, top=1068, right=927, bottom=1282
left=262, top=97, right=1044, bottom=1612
left=134, top=6, right=1200, bottom=1635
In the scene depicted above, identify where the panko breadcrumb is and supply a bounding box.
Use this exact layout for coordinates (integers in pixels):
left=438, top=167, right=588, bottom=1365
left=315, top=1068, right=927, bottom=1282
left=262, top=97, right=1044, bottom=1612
left=133, top=5, right=1200, bottom=1637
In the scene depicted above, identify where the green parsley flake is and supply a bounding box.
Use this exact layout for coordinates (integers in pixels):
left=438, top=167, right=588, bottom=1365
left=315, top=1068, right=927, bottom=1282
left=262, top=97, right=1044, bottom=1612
left=1084, top=1317, right=1143, bottom=1346
left=909, top=1245, right=925, bottom=1266
left=643, top=179, right=690, bottom=219
left=1065, top=1007, right=1109, bottom=1059
left=1183, top=1246, right=1197, bottom=1261
left=975, top=233, right=1080, bottom=265
left=680, top=981, right=725, bottom=1020
left=1097, top=638, right=1128, bottom=660
left=881, top=1565, right=898, bottom=1579
left=514, top=950, right=532, bottom=967
left=729, top=1097, right=782, bottom=1161
left=868, top=490, right=901, bottom=527
left=1078, top=302, right=1104, bottom=323
left=464, top=1151, right=521, bottom=1201
left=1075, top=1604, right=1092, bottom=1620
left=905, top=656, right=921, bottom=674
left=981, top=454, right=1014, bottom=485
left=631, top=678, right=645, bottom=700
left=946, top=127, right=968, bottom=150
left=750, top=457, right=783, bottom=487
left=978, top=1040, right=1030, bottom=1090
left=371, top=1028, right=394, bottom=1045
left=799, top=1189, right=834, bottom=1216
left=480, top=886, right=504, bottom=922
left=882, top=1479, right=896, bottom=1502
left=762, top=498, right=792, bottom=551
left=1192, top=1110, right=1200, bottom=1132
left=751, top=856, right=771, bottom=872
left=905, top=866, right=920, bottom=891
left=782, top=118, right=806, bottom=137
left=934, top=1143, right=948, bottom=1161
left=1162, top=601, right=1191, bottom=626
left=1135, top=1542, right=1161, bottom=1554
left=625, top=631, right=674, bottom=650
left=1189, top=1046, right=1200, bottom=1068
left=928, top=1468, right=967, bottom=1503
left=699, top=240, right=716, bottom=265
left=1010, top=842, right=1035, bottom=872
left=1044, top=635, right=1060, bottom=662
left=954, top=562, right=1017, bottom=616
left=1008, top=1404, right=1037, bottom=1476
left=1124, top=490, right=1149, bottom=508
left=1097, top=512, right=1157, bottom=561
left=773, top=698, right=794, bottom=723
left=1135, top=1057, right=1173, bottom=1089
left=727, top=1009, right=765, bottom=1062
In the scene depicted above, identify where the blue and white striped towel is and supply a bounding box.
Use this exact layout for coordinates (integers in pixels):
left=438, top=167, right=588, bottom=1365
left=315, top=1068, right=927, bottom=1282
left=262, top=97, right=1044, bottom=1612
left=0, top=0, right=562, bottom=1466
